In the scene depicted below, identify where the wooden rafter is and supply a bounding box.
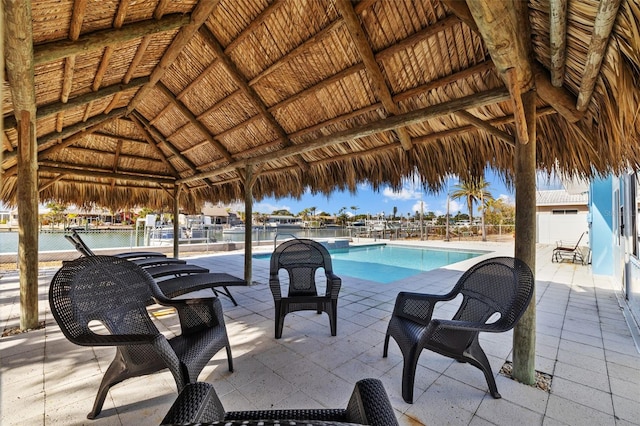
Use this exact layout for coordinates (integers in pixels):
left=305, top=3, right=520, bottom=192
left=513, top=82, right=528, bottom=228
left=335, top=0, right=413, bottom=150
left=4, top=77, right=148, bottom=130
left=196, top=108, right=556, bottom=187
left=33, top=13, right=190, bottom=65
left=454, top=110, right=515, bottom=145
left=549, top=0, right=568, bottom=87
left=129, top=114, right=181, bottom=178
left=126, top=0, right=221, bottom=115
left=199, top=26, right=310, bottom=170
left=156, top=82, right=234, bottom=162
left=576, top=0, right=622, bottom=111
left=2, top=108, right=126, bottom=164
left=179, top=87, right=511, bottom=183
left=38, top=163, right=176, bottom=185
left=267, top=64, right=365, bottom=113
left=393, top=61, right=494, bottom=104
left=506, top=68, right=529, bottom=144
left=132, top=111, right=213, bottom=184
left=223, top=0, right=283, bottom=53
left=248, top=18, right=344, bottom=87
left=39, top=174, right=66, bottom=192
left=60, top=145, right=166, bottom=166
left=447, top=0, right=581, bottom=123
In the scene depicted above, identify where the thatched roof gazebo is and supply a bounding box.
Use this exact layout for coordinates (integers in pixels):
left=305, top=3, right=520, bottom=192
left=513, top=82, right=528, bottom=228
left=2, top=0, right=639, bottom=385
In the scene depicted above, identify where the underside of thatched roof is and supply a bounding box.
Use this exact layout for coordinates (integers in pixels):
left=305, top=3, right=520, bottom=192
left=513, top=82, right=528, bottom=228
left=2, top=0, right=639, bottom=212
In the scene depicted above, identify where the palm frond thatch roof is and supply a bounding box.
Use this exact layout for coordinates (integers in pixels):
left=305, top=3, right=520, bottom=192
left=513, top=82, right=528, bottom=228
left=2, top=0, right=639, bottom=211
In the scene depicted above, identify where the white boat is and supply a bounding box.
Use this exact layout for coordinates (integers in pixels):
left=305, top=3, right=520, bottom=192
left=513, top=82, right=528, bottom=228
left=266, top=215, right=303, bottom=229
left=222, top=225, right=245, bottom=234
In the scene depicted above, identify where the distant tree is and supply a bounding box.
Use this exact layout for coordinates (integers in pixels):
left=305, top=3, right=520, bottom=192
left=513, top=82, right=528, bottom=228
left=450, top=178, right=493, bottom=225
left=337, top=207, right=348, bottom=226
left=485, top=198, right=515, bottom=225
left=350, top=205, right=359, bottom=218
left=272, top=209, right=293, bottom=216
left=392, top=206, right=398, bottom=220
left=44, top=202, right=67, bottom=228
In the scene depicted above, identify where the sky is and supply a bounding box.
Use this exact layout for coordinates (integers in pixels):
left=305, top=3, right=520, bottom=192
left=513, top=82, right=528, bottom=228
left=243, top=169, right=520, bottom=218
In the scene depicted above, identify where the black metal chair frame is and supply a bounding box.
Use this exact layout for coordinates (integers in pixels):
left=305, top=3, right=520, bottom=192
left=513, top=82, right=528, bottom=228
left=160, top=378, right=399, bottom=426
left=269, top=239, right=341, bottom=338
left=49, top=255, right=234, bottom=419
left=66, top=230, right=167, bottom=260
left=65, top=231, right=245, bottom=306
left=383, top=256, right=534, bottom=403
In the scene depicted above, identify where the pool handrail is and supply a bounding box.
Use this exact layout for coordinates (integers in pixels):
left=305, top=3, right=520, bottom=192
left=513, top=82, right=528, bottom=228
left=273, top=233, right=299, bottom=250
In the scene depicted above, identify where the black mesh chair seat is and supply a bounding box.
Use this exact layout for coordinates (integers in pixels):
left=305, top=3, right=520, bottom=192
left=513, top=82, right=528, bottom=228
left=269, top=239, right=342, bottom=338
left=49, top=256, right=234, bottom=419
left=157, top=272, right=247, bottom=306
left=383, top=256, right=534, bottom=403
left=161, top=379, right=398, bottom=426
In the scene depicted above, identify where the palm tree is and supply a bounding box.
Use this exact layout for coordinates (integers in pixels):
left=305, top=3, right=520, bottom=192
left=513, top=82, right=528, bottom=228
left=450, top=178, right=493, bottom=229
left=350, top=205, right=359, bottom=222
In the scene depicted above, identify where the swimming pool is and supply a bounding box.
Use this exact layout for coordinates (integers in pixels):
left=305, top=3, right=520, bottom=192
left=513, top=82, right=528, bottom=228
left=254, top=244, right=486, bottom=284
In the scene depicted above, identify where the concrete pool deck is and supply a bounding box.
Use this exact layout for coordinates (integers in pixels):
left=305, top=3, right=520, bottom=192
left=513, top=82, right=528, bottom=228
left=1, top=239, right=639, bottom=425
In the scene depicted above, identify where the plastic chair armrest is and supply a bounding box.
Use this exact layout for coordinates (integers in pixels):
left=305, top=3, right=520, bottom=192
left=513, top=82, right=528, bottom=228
left=345, top=378, right=399, bottom=426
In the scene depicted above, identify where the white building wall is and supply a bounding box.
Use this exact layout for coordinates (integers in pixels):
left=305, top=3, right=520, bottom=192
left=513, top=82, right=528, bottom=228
left=536, top=212, right=589, bottom=244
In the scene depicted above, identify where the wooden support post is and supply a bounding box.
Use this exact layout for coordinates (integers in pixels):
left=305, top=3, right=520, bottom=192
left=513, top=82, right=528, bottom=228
left=17, top=112, right=39, bottom=330
left=173, top=185, right=181, bottom=259
left=243, top=166, right=254, bottom=286
left=5, top=0, right=40, bottom=330
left=513, top=89, right=537, bottom=385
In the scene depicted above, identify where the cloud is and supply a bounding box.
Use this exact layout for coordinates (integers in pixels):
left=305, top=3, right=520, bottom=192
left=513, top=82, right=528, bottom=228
left=498, top=194, right=515, bottom=204
left=383, top=186, right=422, bottom=201
left=448, top=199, right=464, bottom=213
left=253, top=202, right=291, bottom=214
left=410, top=200, right=429, bottom=213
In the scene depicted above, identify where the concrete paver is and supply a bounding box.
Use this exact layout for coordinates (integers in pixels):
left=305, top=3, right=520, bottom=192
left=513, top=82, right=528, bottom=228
left=1, top=240, right=638, bottom=425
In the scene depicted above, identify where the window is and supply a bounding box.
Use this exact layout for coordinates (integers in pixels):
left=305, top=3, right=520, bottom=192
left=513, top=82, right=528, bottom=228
left=552, top=209, right=579, bottom=215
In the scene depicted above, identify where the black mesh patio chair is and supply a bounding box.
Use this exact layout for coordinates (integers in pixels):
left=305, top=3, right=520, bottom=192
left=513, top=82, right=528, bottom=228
left=383, top=256, right=534, bottom=403
left=49, top=255, right=234, bottom=419
left=160, top=378, right=398, bottom=426
left=269, top=239, right=341, bottom=338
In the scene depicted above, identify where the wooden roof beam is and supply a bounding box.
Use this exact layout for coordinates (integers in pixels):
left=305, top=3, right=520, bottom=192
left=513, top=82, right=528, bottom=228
left=3, top=110, right=125, bottom=176
left=454, top=110, right=515, bottom=146
left=59, top=0, right=87, bottom=110
left=446, top=0, right=581, bottom=123
left=4, top=77, right=148, bottom=130
left=199, top=25, right=310, bottom=171
left=248, top=18, right=344, bottom=87
left=33, top=13, right=190, bottom=65
left=549, top=0, right=568, bottom=87
left=576, top=0, right=622, bottom=111
left=39, top=174, right=66, bottom=193
left=131, top=111, right=218, bottom=189
left=465, top=0, right=534, bottom=143
left=178, top=87, right=511, bottom=183
left=38, top=164, right=176, bottom=185
left=335, top=0, right=413, bottom=151
left=156, top=82, right=234, bottom=162
left=132, top=111, right=201, bottom=174
left=5, top=1, right=37, bottom=118
left=129, top=114, right=181, bottom=178
left=37, top=109, right=126, bottom=159
left=126, top=0, right=221, bottom=115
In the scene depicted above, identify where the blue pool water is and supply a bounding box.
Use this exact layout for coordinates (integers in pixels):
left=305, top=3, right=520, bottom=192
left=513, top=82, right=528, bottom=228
left=254, top=244, right=485, bottom=284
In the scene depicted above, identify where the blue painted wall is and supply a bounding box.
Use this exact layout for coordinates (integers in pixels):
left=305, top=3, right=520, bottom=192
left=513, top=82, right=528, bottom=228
left=590, top=177, right=614, bottom=275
